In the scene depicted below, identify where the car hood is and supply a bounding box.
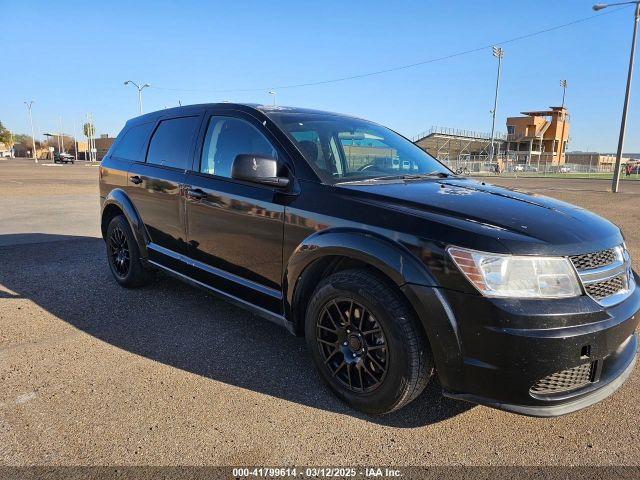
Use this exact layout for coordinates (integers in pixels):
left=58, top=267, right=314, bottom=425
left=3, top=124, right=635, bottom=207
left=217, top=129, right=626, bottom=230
left=338, top=178, right=623, bottom=255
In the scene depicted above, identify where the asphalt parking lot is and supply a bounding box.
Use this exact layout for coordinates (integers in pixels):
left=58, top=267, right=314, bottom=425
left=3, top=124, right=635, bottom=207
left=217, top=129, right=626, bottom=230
left=1, top=158, right=639, bottom=466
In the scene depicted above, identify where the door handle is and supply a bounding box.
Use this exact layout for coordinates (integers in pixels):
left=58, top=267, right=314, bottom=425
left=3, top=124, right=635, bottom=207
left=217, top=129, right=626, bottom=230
left=130, top=175, right=143, bottom=185
left=186, top=188, right=206, bottom=200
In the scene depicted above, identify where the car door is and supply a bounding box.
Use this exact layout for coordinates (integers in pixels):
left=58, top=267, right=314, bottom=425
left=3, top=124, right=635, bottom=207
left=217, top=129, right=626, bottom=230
left=184, top=111, right=286, bottom=314
left=126, top=114, right=202, bottom=258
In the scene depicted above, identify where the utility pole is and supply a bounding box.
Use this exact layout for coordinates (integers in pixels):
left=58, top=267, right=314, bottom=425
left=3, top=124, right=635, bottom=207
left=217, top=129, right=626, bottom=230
left=558, top=80, right=568, bottom=165
left=73, top=120, right=78, bottom=162
left=86, top=113, right=93, bottom=162
left=87, top=112, right=97, bottom=162
left=59, top=116, right=65, bottom=153
left=268, top=91, right=277, bottom=106
left=593, top=2, right=640, bottom=192
left=489, top=46, right=504, bottom=164
left=23, top=100, right=38, bottom=163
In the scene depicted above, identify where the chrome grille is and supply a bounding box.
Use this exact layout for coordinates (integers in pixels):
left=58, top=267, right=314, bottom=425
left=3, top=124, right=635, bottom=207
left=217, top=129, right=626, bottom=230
left=570, top=245, right=634, bottom=306
left=530, top=363, right=595, bottom=396
left=584, top=273, right=628, bottom=300
left=570, top=249, right=616, bottom=271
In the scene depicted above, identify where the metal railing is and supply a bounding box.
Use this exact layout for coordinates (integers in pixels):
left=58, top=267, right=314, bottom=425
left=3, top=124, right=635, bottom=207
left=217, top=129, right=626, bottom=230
left=413, top=126, right=508, bottom=142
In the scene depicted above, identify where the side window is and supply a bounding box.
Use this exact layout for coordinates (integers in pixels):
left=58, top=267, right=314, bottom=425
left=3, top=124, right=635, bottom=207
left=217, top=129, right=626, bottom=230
left=146, top=116, right=200, bottom=169
left=200, top=116, right=277, bottom=177
left=111, top=123, right=154, bottom=161
left=290, top=130, right=328, bottom=172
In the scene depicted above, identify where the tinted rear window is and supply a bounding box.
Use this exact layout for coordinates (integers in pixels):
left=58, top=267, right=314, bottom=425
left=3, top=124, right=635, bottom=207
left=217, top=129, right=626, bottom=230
left=111, top=123, right=154, bottom=161
left=146, top=116, right=200, bottom=169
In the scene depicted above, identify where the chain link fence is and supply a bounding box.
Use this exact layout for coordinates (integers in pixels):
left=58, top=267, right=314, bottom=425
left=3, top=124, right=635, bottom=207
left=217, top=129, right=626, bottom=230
left=438, top=155, right=640, bottom=180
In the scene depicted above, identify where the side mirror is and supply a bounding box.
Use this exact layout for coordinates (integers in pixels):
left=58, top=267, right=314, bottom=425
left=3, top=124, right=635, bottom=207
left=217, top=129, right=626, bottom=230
left=231, top=154, right=290, bottom=188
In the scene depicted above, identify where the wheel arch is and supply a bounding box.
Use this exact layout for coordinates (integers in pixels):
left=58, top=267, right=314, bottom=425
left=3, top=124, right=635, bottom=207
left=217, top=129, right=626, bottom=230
left=101, top=189, right=149, bottom=258
left=284, top=228, right=464, bottom=381
left=284, top=229, right=435, bottom=331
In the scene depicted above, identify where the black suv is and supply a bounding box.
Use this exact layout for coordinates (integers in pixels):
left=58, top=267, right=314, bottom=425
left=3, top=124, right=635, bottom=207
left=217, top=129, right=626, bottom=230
left=99, top=104, right=639, bottom=416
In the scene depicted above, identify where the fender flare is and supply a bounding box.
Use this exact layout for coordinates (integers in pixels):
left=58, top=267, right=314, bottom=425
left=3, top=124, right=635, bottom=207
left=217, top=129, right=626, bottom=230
left=284, top=228, right=436, bottom=297
left=101, top=189, right=149, bottom=258
left=284, top=228, right=464, bottom=378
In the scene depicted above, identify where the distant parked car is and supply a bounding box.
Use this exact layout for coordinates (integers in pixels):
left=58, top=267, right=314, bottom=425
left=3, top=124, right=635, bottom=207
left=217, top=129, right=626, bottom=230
left=559, top=166, right=571, bottom=173
left=514, top=164, right=525, bottom=172
left=54, top=153, right=74, bottom=164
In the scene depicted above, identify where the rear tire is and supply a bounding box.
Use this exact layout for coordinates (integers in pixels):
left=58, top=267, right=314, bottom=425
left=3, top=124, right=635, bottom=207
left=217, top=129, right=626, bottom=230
left=105, top=215, right=150, bottom=288
left=305, top=269, right=433, bottom=414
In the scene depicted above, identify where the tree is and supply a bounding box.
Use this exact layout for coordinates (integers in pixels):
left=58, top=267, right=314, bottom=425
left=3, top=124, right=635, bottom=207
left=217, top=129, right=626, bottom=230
left=0, top=121, right=13, bottom=147
left=14, top=134, right=41, bottom=149
left=83, top=122, right=95, bottom=138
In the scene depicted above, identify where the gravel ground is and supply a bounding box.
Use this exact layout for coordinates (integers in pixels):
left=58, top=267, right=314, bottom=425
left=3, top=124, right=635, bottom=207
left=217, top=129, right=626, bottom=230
left=0, top=158, right=639, bottom=466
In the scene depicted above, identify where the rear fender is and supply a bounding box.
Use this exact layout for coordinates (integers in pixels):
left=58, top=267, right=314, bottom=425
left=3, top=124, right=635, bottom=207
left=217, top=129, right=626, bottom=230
left=101, top=189, right=149, bottom=258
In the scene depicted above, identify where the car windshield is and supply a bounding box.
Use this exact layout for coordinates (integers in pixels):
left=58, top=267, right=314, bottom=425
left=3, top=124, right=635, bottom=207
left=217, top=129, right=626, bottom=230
left=267, top=112, right=451, bottom=184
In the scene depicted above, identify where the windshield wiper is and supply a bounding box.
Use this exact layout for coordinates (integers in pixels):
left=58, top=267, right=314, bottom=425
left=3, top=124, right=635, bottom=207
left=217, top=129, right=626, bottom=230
left=368, top=172, right=452, bottom=181
left=335, top=171, right=453, bottom=185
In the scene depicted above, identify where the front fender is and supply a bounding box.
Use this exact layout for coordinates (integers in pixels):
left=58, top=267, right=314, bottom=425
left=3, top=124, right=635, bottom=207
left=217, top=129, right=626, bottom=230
left=101, top=189, right=149, bottom=258
left=284, top=228, right=464, bottom=380
left=285, top=229, right=436, bottom=303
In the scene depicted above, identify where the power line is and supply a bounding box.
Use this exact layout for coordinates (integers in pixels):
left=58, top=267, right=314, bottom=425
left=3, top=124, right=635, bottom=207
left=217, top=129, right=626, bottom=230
left=149, top=6, right=630, bottom=95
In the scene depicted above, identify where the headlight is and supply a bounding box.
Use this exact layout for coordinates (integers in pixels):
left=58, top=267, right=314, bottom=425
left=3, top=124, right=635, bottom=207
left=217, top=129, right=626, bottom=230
left=448, top=247, right=582, bottom=299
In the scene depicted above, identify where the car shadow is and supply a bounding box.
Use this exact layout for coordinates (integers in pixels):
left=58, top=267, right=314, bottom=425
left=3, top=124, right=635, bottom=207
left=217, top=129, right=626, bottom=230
left=0, top=233, right=473, bottom=428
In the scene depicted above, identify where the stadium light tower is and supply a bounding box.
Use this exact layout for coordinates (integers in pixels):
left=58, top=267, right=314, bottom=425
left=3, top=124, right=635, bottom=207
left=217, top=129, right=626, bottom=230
left=124, top=80, right=151, bottom=115
left=489, top=46, right=504, bottom=164
left=593, top=1, right=640, bottom=192
left=268, top=91, right=277, bottom=106
left=560, top=79, right=568, bottom=107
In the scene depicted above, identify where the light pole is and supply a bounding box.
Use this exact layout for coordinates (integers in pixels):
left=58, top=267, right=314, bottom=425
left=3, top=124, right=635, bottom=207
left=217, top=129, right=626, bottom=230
left=593, top=2, right=640, bottom=192
left=489, top=46, right=504, bottom=164
left=59, top=116, right=65, bottom=153
left=23, top=100, right=38, bottom=163
left=124, top=80, right=151, bottom=114
left=268, top=91, right=277, bottom=106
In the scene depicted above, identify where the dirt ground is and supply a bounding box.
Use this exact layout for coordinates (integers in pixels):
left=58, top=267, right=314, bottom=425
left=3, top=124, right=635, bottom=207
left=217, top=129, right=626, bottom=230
left=0, top=158, right=639, bottom=466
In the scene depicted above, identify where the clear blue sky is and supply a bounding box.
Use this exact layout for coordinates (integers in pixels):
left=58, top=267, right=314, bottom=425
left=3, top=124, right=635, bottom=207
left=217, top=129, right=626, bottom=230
left=2, top=0, right=639, bottom=152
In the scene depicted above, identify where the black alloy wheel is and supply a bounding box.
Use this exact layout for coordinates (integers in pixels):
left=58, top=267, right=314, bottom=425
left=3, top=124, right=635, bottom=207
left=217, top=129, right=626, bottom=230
left=305, top=269, right=432, bottom=414
left=105, top=214, right=151, bottom=288
left=109, top=225, right=130, bottom=277
left=316, top=298, right=389, bottom=392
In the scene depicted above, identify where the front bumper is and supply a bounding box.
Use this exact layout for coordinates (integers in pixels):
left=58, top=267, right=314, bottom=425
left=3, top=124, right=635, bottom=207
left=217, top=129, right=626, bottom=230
left=444, top=333, right=637, bottom=417
left=406, top=272, right=640, bottom=417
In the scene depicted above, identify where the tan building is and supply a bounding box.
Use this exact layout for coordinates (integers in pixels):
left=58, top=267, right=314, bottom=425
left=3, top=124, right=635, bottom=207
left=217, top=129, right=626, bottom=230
left=565, top=152, right=630, bottom=169
left=94, top=134, right=115, bottom=161
left=506, top=106, right=570, bottom=165
left=77, top=135, right=115, bottom=161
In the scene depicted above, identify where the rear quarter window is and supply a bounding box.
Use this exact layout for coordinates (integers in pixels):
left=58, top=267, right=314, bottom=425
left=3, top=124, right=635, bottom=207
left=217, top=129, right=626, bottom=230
left=110, top=122, right=154, bottom=161
left=147, top=116, right=200, bottom=170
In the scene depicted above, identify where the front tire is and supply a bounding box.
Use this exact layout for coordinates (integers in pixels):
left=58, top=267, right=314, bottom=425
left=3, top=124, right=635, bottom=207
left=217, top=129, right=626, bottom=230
left=105, top=215, right=150, bottom=288
left=305, top=269, right=433, bottom=414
